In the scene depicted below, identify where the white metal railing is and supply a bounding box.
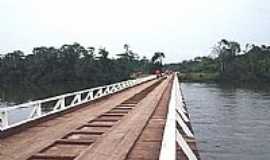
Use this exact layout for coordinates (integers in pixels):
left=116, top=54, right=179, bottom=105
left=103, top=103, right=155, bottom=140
left=0, top=75, right=156, bottom=131
left=159, top=73, right=198, bottom=160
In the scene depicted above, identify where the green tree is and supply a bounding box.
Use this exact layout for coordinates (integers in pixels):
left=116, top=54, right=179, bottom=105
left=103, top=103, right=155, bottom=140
left=151, top=52, right=165, bottom=64
left=1, top=50, right=25, bottom=84
left=213, top=39, right=240, bottom=74
left=150, top=52, right=165, bottom=73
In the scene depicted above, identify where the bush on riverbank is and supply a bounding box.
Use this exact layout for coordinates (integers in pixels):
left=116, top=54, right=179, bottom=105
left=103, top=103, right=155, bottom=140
left=178, top=72, right=219, bottom=82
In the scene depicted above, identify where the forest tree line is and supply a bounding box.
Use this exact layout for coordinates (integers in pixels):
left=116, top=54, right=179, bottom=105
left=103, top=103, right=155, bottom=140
left=0, top=43, right=165, bottom=88
left=166, top=39, right=270, bottom=82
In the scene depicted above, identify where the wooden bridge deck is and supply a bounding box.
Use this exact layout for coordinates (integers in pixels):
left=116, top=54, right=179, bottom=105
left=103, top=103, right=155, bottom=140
left=126, top=74, right=173, bottom=160
left=0, top=75, right=199, bottom=160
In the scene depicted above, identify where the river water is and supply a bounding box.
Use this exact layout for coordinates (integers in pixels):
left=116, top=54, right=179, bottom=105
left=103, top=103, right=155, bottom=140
left=181, top=83, right=270, bottom=160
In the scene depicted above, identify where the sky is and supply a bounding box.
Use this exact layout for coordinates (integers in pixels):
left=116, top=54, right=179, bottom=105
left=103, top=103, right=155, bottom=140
left=0, top=0, right=270, bottom=63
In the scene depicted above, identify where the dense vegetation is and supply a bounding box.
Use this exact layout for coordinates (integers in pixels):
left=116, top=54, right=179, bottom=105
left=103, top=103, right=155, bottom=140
left=2, top=38, right=270, bottom=103
left=166, top=39, right=270, bottom=82
left=0, top=43, right=164, bottom=88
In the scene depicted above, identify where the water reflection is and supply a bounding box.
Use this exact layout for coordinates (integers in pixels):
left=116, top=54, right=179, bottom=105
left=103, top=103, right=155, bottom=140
left=181, top=82, right=270, bottom=160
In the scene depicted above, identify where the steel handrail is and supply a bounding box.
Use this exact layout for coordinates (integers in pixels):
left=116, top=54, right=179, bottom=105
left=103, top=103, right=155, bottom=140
left=159, top=73, right=198, bottom=160
left=0, top=75, right=156, bottom=131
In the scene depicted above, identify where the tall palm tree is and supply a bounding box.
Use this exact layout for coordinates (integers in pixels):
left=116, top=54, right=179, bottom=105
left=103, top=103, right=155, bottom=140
left=117, top=44, right=138, bottom=61
left=151, top=52, right=165, bottom=65
left=98, top=48, right=109, bottom=60
left=87, top=47, right=95, bottom=59
left=123, top=44, right=129, bottom=54
left=214, top=39, right=241, bottom=73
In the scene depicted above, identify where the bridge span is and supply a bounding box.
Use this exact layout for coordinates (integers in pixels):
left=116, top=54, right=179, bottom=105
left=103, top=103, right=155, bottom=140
left=0, top=74, right=200, bottom=160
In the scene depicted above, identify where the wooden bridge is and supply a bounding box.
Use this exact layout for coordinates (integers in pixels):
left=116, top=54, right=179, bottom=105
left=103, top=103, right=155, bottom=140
left=0, top=73, right=200, bottom=160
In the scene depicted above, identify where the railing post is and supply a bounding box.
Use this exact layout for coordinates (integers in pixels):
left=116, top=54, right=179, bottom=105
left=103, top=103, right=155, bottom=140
left=119, top=83, right=124, bottom=90
left=29, top=102, right=42, bottom=118
left=71, top=94, right=81, bottom=106
left=39, top=102, right=42, bottom=116
left=103, top=86, right=111, bottom=95
left=111, top=85, right=117, bottom=93
left=0, top=110, right=9, bottom=130
left=60, top=97, right=65, bottom=109
left=85, top=90, right=94, bottom=101
left=53, top=97, right=65, bottom=111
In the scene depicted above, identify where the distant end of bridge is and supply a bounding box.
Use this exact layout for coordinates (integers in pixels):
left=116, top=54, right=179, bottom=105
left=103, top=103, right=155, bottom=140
left=0, top=73, right=200, bottom=160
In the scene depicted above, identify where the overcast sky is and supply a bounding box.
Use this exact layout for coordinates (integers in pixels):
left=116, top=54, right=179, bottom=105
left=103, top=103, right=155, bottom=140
left=1, top=0, right=270, bottom=63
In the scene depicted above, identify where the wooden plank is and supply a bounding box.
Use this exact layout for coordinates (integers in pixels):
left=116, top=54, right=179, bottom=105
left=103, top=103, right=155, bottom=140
left=55, top=139, right=94, bottom=145
left=80, top=124, right=113, bottom=128
left=126, top=76, right=173, bottom=160
left=31, top=153, right=76, bottom=160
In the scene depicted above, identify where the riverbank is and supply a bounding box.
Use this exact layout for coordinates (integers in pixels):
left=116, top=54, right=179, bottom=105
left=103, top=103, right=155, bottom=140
left=178, top=72, right=219, bottom=82
left=178, top=72, right=270, bottom=84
